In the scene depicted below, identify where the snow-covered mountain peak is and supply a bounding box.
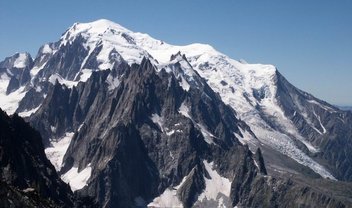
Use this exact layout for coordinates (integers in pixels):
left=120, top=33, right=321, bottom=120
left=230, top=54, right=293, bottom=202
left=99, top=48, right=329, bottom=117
left=169, top=52, right=193, bottom=69
left=1, top=19, right=281, bottom=115
left=3, top=19, right=350, bottom=202
left=58, top=19, right=277, bottom=81
left=62, top=19, right=131, bottom=41
left=40, top=44, right=56, bottom=54
left=24, top=19, right=282, bottom=116
left=2, top=52, right=33, bottom=69
left=162, top=52, right=204, bottom=91
left=59, top=19, right=156, bottom=68
left=84, top=18, right=128, bottom=30
left=13, top=52, right=31, bottom=68
left=138, top=40, right=222, bottom=65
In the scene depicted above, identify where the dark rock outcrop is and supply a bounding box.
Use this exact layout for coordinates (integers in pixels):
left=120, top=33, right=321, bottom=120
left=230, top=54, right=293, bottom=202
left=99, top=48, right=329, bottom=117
left=230, top=146, right=352, bottom=208
left=0, top=180, right=57, bottom=208
left=0, top=109, right=73, bottom=207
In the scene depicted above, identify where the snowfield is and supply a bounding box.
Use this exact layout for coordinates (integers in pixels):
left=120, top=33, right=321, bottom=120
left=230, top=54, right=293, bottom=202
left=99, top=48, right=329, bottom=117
left=45, top=132, right=75, bottom=171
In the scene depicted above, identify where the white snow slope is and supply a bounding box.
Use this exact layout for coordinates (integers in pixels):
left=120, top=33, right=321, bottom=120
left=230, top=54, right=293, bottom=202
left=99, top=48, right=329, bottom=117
left=196, top=161, right=232, bottom=207
left=45, top=132, right=75, bottom=171
left=14, top=53, right=30, bottom=68
left=61, top=163, right=92, bottom=191
left=0, top=73, right=27, bottom=114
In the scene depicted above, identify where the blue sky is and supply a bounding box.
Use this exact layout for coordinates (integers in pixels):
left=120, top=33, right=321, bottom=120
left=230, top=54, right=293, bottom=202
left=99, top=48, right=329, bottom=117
left=1, top=1, right=351, bottom=105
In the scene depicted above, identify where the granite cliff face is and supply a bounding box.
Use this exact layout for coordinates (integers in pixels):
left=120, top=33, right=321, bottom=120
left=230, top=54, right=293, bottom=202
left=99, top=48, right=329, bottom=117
left=31, top=55, right=261, bottom=207
left=1, top=19, right=352, bottom=207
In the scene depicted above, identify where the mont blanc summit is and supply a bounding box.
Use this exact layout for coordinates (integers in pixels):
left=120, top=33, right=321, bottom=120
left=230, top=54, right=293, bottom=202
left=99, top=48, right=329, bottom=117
left=1, top=19, right=352, bottom=207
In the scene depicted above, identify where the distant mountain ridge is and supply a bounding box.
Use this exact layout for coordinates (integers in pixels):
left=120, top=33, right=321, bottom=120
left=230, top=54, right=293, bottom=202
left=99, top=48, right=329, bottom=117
left=338, top=106, right=352, bottom=111
left=1, top=19, right=352, bottom=207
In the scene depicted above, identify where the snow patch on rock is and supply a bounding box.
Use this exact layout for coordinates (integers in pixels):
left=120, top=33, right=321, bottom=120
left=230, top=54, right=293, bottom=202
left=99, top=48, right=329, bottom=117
left=45, top=132, right=74, bottom=171
left=48, top=73, right=78, bottom=88
left=151, top=113, right=164, bottom=132
left=13, top=53, right=28, bottom=68
left=61, top=163, right=92, bottom=191
left=197, top=123, right=215, bottom=145
left=0, top=73, right=27, bottom=114
left=148, top=174, right=187, bottom=208
left=18, top=105, right=41, bottom=117
left=42, top=44, right=53, bottom=54
left=196, top=161, right=231, bottom=207
left=178, top=101, right=191, bottom=119
left=106, top=74, right=120, bottom=91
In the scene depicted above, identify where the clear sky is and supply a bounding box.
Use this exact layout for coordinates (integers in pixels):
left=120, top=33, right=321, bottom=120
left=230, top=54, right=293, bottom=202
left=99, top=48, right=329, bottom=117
left=1, top=1, right=351, bottom=105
